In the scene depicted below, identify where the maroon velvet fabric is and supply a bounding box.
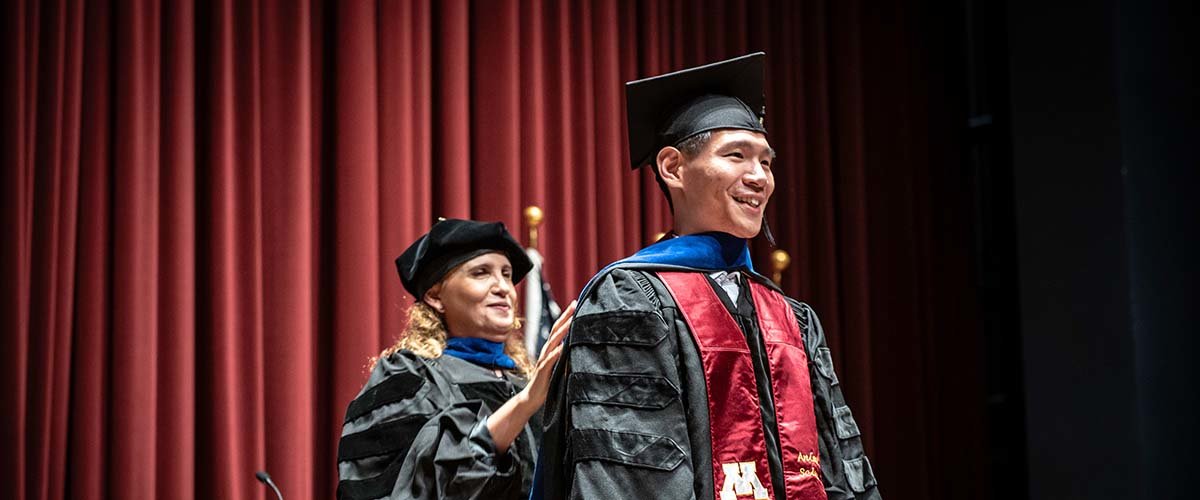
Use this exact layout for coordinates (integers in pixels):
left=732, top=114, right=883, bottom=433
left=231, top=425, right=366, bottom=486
left=751, top=281, right=825, bottom=500
left=660, top=272, right=826, bottom=500
left=661, top=271, right=780, bottom=500
left=1, top=1, right=985, bottom=498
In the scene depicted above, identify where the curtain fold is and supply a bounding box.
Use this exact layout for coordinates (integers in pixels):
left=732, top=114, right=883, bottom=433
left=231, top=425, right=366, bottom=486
left=2, top=1, right=985, bottom=498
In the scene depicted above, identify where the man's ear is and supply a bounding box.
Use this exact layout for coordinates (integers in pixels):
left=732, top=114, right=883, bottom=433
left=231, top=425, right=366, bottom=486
left=656, top=147, right=686, bottom=190
left=422, top=284, right=445, bottom=314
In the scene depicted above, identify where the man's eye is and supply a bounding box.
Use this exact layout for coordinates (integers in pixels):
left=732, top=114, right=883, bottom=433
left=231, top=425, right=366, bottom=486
left=726, top=152, right=745, bottom=159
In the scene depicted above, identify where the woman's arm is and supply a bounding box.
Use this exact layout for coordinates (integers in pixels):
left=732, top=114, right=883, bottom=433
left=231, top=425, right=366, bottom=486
left=486, top=300, right=576, bottom=453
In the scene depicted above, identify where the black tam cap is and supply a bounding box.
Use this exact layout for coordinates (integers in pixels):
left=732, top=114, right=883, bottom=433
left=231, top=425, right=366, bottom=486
left=395, top=219, right=533, bottom=299
left=625, top=52, right=767, bottom=169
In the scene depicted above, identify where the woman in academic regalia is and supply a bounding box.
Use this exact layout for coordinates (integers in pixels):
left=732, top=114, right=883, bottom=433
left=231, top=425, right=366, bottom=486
left=336, top=219, right=576, bottom=500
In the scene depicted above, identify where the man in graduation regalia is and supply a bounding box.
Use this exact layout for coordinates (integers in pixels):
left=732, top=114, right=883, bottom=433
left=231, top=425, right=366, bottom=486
left=533, top=53, right=881, bottom=500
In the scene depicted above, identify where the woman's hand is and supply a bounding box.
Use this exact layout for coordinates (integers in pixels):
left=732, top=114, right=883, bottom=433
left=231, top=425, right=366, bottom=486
left=486, top=300, right=577, bottom=453
left=522, top=300, right=577, bottom=407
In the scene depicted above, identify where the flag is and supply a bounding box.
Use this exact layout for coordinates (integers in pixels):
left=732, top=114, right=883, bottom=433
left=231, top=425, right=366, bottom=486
left=523, top=247, right=562, bottom=356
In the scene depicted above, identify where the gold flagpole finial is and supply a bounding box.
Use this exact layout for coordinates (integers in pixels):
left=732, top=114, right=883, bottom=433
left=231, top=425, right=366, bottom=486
left=770, top=248, right=791, bottom=285
left=524, top=206, right=544, bottom=250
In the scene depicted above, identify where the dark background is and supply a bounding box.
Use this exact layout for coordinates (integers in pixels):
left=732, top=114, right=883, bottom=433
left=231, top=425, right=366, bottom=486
left=969, top=0, right=1199, bottom=498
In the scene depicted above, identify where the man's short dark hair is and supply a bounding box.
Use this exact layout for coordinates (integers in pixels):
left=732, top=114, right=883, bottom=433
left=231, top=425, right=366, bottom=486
left=652, top=131, right=713, bottom=213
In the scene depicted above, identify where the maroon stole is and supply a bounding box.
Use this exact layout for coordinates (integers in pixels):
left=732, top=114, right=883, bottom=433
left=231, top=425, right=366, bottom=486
left=659, top=272, right=826, bottom=500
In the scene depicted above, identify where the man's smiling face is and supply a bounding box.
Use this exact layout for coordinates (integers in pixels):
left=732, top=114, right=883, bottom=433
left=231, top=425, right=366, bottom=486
left=670, top=129, right=776, bottom=238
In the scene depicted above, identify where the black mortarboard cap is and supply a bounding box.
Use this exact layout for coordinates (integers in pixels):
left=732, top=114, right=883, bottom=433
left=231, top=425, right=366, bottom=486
left=625, top=52, right=767, bottom=169
left=395, top=219, right=534, bottom=299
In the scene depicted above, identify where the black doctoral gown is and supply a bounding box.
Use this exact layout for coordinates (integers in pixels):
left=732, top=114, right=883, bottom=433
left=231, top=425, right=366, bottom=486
left=337, top=352, right=540, bottom=500
left=537, top=267, right=880, bottom=499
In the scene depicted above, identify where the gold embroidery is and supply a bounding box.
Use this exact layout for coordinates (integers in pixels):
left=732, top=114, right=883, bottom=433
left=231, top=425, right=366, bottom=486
left=796, top=451, right=821, bottom=480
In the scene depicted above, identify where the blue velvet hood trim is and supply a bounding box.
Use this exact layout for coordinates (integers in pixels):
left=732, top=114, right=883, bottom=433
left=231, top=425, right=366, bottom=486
left=575, top=232, right=758, bottom=301
left=442, top=336, right=517, bottom=370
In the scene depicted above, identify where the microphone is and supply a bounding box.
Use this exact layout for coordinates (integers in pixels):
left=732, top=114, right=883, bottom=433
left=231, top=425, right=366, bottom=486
left=255, top=470, right=284, bottom=500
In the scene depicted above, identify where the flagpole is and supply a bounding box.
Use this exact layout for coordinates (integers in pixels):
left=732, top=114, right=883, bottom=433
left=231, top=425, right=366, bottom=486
left=523, top=206, right=545, bottom=355
left=771, top=249, right=791, bottom=285
left=524, top=206, right=543, bottom=251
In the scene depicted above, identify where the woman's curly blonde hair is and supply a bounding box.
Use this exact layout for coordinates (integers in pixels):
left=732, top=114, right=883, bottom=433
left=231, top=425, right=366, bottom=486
left=371, top=300, right=535, bottom=377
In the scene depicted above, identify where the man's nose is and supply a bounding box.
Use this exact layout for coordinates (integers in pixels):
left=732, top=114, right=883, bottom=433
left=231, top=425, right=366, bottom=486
left=744, top=162, right=769, bottom=188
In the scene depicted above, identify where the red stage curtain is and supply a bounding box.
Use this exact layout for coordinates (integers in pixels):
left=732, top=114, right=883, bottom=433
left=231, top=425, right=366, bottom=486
left=2, top=0, right=985, bottom=498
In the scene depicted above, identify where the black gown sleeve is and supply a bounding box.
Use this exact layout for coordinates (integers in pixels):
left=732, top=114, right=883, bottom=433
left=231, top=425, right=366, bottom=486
left=540, top=269, right=699, bottom=499
left=337, top=352, right=523, bottom=500
left=788, top=298, right=882, bottom=499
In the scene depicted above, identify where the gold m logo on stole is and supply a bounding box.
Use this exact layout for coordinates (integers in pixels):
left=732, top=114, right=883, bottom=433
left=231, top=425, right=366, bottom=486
left=719, top=461, right=769, bottom=500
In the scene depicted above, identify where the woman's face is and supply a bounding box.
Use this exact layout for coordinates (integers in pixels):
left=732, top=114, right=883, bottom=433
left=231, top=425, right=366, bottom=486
left=423, top=252, right=517, bottom=342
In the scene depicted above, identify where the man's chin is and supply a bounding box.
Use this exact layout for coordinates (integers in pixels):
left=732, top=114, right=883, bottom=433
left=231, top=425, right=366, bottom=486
left=703, top=226, right=759, bottom=239
left=728, top=220, right=762, bottom=239
left=683, top=216, right=761, bottom=238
